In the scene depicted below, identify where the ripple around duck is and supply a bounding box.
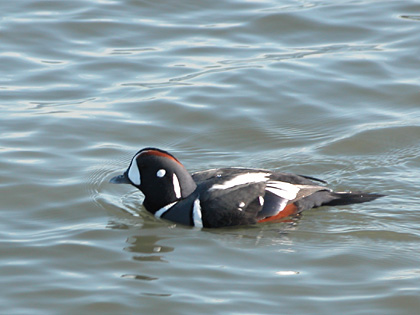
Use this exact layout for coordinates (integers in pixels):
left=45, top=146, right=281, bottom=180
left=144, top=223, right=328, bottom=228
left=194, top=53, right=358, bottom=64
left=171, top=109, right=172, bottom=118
left=86, top=155, right=141, bottom=217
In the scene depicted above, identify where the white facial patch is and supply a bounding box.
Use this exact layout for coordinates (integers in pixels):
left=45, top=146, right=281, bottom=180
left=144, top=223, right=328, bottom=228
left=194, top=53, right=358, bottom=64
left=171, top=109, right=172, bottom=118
left=209, top=172, right=270, bottom=191
left=156, top=169, right=166, bottom=178
left=173, top=173, right=182, bottom=199
left=127, top=154, right=141, bottom=186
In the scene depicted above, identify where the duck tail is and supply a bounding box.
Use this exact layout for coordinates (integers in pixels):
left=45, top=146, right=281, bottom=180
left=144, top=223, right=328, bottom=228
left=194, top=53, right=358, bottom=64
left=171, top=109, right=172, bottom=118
left=324, top=192, right=385, bottom=206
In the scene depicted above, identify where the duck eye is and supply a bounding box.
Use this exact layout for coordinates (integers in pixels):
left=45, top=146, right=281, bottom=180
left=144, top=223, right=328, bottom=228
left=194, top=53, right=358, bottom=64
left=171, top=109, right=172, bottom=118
left=156, top=169, right=166, bottom=178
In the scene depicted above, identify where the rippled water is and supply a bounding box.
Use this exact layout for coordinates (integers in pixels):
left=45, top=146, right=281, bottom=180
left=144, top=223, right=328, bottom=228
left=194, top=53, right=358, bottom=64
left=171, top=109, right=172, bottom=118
left=1, top=0, right=420, bottom=313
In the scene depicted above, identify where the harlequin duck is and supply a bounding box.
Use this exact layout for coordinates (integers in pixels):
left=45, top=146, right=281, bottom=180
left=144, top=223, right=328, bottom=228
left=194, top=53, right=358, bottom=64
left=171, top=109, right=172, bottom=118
left=110, top=147, right=383, bottom=228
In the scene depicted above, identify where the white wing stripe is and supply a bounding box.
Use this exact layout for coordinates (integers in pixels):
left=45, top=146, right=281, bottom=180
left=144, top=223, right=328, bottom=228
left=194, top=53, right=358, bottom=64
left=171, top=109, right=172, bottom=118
left=266, top=181, right=300, bottom=200
left=266, top=187, right=297, bottom=200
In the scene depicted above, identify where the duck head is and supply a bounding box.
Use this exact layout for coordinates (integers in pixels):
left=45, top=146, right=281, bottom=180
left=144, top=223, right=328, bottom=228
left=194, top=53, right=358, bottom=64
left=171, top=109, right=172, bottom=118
left=110, top=148, right=197, bottom=213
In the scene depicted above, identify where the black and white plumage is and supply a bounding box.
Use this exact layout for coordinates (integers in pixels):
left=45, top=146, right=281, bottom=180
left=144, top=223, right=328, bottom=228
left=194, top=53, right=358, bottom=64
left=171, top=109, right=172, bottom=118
left=110, top=148, right=384, bottom=228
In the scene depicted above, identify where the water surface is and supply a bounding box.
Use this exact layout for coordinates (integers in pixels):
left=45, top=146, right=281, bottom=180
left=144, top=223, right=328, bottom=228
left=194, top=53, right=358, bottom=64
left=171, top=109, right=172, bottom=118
left=1, top=0, right=420, bottom=314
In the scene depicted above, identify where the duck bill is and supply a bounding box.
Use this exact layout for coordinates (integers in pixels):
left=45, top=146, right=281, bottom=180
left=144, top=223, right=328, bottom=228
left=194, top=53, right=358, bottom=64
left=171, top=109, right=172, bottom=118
left=109, top=173, right=131, bottom=184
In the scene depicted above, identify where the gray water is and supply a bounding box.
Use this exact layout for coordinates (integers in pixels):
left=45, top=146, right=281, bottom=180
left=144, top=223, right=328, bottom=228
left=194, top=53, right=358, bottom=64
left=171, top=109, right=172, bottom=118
left=1, top=0, right=420, bottom=314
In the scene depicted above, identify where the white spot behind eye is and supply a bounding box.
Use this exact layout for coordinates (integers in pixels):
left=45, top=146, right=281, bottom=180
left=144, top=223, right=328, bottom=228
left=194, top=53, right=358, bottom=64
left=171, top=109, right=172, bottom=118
left=157, top=169, right=166, bottom=178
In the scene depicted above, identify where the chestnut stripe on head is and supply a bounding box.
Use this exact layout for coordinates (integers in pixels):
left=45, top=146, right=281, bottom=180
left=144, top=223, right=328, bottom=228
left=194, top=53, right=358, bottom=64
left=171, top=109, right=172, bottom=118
left=139, top=149, right=183, bottom=166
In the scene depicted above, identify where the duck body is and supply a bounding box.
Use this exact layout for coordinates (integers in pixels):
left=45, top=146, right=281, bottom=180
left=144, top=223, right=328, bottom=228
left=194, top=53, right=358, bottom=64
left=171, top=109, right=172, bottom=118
left=110, top=148, right=383, bottom=228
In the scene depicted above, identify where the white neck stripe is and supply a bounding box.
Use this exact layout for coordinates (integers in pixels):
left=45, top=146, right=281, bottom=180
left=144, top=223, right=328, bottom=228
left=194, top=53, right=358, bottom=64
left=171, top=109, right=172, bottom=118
left=155, top=201, right=177, bottom=218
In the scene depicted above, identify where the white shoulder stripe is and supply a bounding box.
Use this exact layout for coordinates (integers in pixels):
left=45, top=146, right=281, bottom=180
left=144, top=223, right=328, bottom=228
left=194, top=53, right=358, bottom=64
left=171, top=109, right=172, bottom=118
left=155, top=201, right=177, bottom=218
left=192, top=197, right=203, bottom=228
left=209, top=172, right=270, bottom=191
left=173, top=173, right=182, bottom=199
